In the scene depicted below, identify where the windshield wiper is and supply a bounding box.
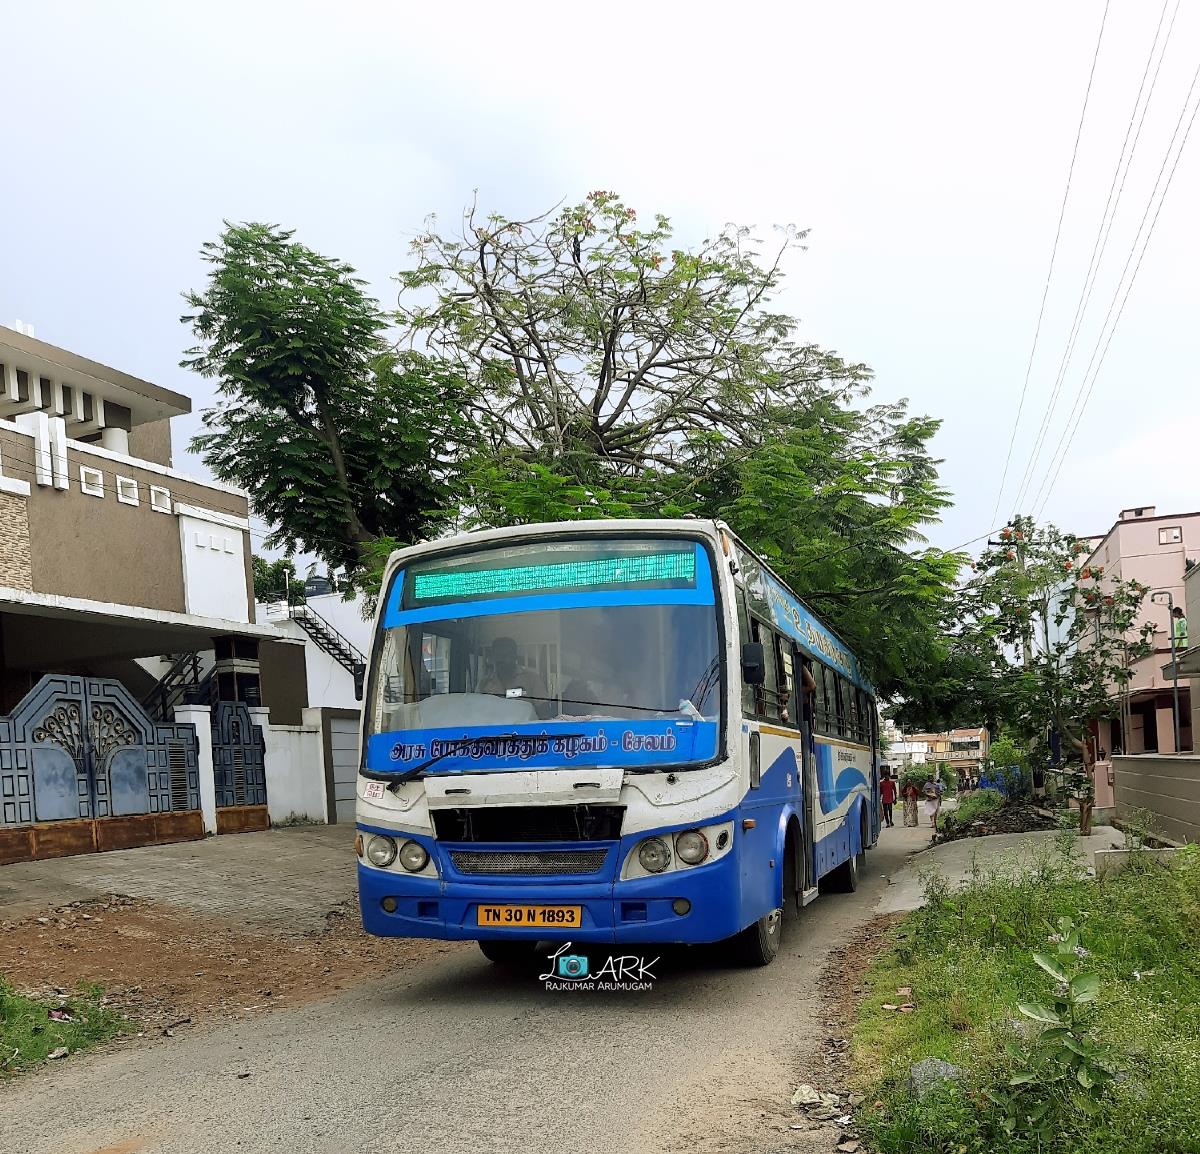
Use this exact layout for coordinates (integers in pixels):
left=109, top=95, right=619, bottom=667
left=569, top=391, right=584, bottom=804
left=361, top=731, right=588, bottom=790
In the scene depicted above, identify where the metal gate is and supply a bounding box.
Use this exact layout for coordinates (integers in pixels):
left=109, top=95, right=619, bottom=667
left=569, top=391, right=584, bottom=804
left=329, top=714, right=360, bottom=823
left=0, top=675, right=200, bottom=828
left=211, top=702, right=266, bottom=808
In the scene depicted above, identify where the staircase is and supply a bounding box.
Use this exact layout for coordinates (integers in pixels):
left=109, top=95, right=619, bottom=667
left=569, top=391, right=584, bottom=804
left=290, top=603, right=366, bottom=680
left=142, top=652, right=213, bottom=722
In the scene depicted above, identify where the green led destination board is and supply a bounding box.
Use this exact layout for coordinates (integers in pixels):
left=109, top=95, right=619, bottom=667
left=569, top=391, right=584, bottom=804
left=411, top=549, right=697, bottom=604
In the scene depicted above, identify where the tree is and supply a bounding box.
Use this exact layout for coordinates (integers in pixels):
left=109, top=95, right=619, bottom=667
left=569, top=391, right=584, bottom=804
left=399, top=193, right=959, bottom=693
left=925, top=515, right=1155, bottom=830
left=398, top=191, right=872, bottom=498
left=720, top=398, right=961, bottom=697
left=251, top=555, right=301, bottom=604
left=184, top=223, right=471, bottom=585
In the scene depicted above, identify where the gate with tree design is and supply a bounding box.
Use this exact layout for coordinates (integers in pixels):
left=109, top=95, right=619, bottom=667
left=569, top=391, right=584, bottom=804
left=0, top=675, right=201, bottom=863
left=211, top=701, right=268, bottom=832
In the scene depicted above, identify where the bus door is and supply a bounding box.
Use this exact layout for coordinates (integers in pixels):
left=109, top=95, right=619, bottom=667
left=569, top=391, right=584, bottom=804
left=868, top=702, right=882, bottom=844
left=797, top=650, right=818, bottom=891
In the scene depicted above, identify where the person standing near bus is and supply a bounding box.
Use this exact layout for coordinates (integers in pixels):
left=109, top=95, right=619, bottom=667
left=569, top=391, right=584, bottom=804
left=879, top=769, right=897, bottom=827
left=900, top=776, right=920, bottom=827
left=922, top=775, right=944, bottom=829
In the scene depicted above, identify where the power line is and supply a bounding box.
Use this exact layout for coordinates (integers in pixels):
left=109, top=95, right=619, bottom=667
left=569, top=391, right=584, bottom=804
left=1011, top=0, right=1178, bottom=513
left=989, top=0, right=1112, bottom=525
left=1032, top=60, right=1200, bottom=517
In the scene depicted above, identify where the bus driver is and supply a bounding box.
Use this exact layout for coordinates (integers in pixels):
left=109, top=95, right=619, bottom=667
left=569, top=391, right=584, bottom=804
left=478, top=637, right=551, bottom=718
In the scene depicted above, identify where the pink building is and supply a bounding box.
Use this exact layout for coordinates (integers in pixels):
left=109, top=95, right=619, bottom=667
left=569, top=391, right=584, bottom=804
left=1084, top=506, right=1198, bottom=769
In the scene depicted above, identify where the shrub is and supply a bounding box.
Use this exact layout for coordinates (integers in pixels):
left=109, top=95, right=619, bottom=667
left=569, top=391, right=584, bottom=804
left=940, top=788, right=1006, bottom=834
left=853, top=848, right=1200, bottom=1154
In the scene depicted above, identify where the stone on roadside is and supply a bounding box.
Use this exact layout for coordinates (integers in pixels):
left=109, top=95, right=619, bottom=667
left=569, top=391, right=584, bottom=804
left=791, top=1083, right=822, bottom=1107
left=906, top=1057, right=964, bottom=1100
left=47, top=1047, right=69, bottom=1060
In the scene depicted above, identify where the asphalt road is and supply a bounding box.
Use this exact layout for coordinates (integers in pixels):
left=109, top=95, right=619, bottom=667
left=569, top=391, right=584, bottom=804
left=2, top=824, right=926, bottom=1154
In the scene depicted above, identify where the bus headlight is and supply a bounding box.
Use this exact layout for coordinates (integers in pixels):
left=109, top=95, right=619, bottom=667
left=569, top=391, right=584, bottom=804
left=398, top=840, right=430, bottom=873
left=638, top=837, right=671, bottom=874
left=675, top=829, right=709, bottom=865
left=365, top=834, right=398, bottom=868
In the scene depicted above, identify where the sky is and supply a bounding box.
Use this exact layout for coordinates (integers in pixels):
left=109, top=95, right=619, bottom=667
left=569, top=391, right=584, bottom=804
left=3, top=0, right=1198, bottom=559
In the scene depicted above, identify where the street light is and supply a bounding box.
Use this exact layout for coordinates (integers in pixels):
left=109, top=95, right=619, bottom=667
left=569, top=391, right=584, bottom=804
left=1150, top=590, right=1182, bottom=755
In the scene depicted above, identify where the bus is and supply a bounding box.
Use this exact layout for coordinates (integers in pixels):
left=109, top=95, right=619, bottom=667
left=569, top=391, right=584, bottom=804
left=355, top=519, right=880, bottom=966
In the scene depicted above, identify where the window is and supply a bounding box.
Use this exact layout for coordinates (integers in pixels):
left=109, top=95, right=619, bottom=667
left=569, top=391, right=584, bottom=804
left=79, top=465, right=104, bottom=497
left=751, top=619, right=780, bottom=722
left=817, top=664, right=840, bottom=737
left=149, top=485, right=172, bottom=513
left=737, top=591, right=757, bottom=718
left=846, top=682, right=861, bottom=742
left=1159, top=526, right=1183, bottom=545
left=834, top=675, right=849, bottom=739
left=775, top=636, right=797, bottom=729
left=115, top=476, right=139, bottom=506
left=369, top=601, right=721, bottom=738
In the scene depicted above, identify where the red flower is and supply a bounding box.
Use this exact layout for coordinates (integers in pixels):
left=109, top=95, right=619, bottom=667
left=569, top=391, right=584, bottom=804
left=1081, top=567, right=1092, bottom=579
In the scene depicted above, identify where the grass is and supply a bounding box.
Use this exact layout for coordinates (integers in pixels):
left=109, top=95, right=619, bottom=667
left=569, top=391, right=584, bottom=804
left=938, top=787, right=1006, bottom=835
left=852, top=841, right=1200, bottom=1154
left=1, top=980, right=126, bottom=1075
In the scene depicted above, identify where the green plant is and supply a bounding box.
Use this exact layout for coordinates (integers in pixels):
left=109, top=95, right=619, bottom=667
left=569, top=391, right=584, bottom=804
left=1121, top=806, right=1161, bottom=849
left=1, top=982, right=125, bottom=1074
left=984, top=917, right=1116, bottom=1140
left=900, top=767, right=933, bottom=793
left=941, top=787, right=1006, bottom=835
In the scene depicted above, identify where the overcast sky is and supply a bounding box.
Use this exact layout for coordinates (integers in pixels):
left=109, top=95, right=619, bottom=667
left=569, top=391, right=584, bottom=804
left=3, top=0, right=1197, bottom=557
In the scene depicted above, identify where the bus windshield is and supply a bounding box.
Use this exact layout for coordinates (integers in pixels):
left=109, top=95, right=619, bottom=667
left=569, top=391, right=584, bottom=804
left=367, top=538, right=722, bottom=768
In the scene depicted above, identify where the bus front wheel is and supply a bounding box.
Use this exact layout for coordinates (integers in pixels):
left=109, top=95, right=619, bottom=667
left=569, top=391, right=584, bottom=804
left=478, top=939, right=541, bottom=967
left=730, top=906, right=782, bottom=966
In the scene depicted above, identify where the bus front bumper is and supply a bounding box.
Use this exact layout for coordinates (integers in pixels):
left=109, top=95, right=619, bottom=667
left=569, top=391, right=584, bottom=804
left=357, top=854, right=744, bottom=945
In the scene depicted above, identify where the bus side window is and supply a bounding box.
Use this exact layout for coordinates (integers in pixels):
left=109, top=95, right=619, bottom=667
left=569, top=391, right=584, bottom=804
left=736, top=592, right=757, bottom=718
left=813, top=663, right=829, bottom=735
left=847, top=683, right=861, bottom=743
left=834, top=674, right=849, bottom=739
left=776, top=638, right=796, bottom=729
left=752, top=619, right=780, bottom=722
left=822, top=665, right=839, bottom=736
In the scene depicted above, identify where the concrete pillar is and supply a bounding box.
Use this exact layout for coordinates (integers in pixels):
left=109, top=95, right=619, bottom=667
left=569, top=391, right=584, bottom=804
left=1155, top=705, right=1177, bottom=755
left=99, top=426, right=130, bottom=455
left=303, top=707, right=331, bottom=824
left=174, top=704, right=216, bottom=833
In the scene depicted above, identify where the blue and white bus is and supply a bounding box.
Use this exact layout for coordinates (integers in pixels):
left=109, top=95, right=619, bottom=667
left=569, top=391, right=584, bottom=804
left=356, top=520, right=879, bottom=966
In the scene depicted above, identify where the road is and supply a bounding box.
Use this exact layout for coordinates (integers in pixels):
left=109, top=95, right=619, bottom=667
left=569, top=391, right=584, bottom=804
left=2, top=824, right=927, bottom=1154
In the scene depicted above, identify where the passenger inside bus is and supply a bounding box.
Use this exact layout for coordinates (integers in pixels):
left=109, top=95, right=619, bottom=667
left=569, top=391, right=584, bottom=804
left=477, top=636, right=552, bottom=719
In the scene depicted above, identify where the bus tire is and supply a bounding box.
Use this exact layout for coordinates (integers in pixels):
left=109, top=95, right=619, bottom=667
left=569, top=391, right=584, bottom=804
left=730, top=907, right=782, bottom=966
left=827, top=842, right=860, bottom=893
left=477, top=939, right=541, bottom=966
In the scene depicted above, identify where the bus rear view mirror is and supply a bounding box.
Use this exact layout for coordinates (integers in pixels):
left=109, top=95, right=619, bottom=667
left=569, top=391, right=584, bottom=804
left=741, top=642, right=766, bottom=686
left=353, top=663, right=366, bottom=702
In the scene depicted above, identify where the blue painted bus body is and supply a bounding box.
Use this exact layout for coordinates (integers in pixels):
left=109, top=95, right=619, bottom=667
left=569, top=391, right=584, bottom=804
left=356, top=522, right=877, bottom=947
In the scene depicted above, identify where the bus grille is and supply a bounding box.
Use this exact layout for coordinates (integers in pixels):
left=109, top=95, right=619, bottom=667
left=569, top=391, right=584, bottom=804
left=448, top=849, right=608, bottom=876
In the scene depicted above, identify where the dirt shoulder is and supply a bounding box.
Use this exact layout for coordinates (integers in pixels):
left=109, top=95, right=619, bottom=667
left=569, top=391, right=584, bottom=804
left=0, top=891, right=466, bottom=1033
